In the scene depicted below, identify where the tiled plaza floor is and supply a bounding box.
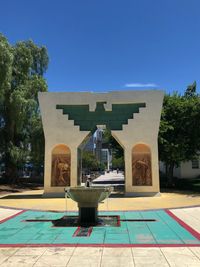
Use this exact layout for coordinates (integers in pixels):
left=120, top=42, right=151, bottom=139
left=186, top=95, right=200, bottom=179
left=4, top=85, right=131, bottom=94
left=0, top=190, right=200, bottom=266
left=0, top=209, right=199, bottom=246
left=0, top=207, right=200, bottom=266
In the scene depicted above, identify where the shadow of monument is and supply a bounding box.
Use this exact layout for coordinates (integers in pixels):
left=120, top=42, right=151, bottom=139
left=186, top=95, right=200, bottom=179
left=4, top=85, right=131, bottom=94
left=0, top=194, right=43, bottom=199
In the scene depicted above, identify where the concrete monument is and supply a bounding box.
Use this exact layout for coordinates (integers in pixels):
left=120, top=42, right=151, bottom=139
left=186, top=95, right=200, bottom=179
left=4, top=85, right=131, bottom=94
left=38, top=90, right=164, bottom=197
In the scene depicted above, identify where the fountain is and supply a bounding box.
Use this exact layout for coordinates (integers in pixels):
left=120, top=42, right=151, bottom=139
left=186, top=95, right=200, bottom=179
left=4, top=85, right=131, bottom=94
left=64, top=185, right=113, bottom=226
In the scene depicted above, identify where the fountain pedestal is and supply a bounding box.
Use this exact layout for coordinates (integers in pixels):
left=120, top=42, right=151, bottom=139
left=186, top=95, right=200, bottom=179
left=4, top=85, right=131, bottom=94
left=65, top=186, right=113, bottom=225
left=79, top=207, right=98, bottom=224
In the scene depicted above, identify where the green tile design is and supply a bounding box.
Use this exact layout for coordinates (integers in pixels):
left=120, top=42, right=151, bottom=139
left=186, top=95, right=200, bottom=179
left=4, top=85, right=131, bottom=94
left=0, top=210, right=199, bottom=245
left=56, top=102, right=146, bottom=131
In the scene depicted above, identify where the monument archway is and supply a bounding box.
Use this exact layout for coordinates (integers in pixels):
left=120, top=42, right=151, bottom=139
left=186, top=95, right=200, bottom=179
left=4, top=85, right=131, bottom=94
left=77, top=127, right=125, bottom=187
left=39, top=90, right=164, bottom=197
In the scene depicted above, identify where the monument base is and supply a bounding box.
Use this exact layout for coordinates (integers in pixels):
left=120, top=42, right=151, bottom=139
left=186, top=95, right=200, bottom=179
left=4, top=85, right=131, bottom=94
left=124, top=192, right=161, bottom=197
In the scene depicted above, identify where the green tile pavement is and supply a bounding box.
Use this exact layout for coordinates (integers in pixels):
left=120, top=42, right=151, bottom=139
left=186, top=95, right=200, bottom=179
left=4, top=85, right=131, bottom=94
left=0, top=210, right=199, bottom=245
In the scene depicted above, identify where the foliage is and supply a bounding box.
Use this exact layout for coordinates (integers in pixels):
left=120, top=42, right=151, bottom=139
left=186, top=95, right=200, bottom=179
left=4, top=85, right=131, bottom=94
left=82, top=151, right=100, bottom=171
left=158, top=83, right=200, bottom=184
left=184, top=81, right=197, bottom=98
left=112, top=156, right=124, bottom=170
left=174, top=177, right=200, bottom=192
left=0, top=33, right=48, bottom=183
left=103, top=128, right=124, bottom=158
left=102, top=128, right=125, bottom=170
left=103, top=128, right=124, bottom=169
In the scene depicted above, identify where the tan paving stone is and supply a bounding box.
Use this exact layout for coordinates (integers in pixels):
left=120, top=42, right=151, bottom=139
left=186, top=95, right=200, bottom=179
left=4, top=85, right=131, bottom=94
left=161, top=247, right=200, bottom=266
left=133, top=256, right=169, bottom=266
left=14, top=247, right=47, bottom=256
left=73, top=247, right=103, bottom=256
left=189, top=247, right=200, bottom=259
left=101, top=256, right=134, bottom=267
left=103, top=247, right=132, bottom=257
left=0, top=255, right=10, bottom=265
left=67, top=255, right=101, bottom=267
left=132, top=248, right=169, bottom=266
left=43, top=247, right=75, bottom=256
left=133, top=264, right=169, bottom=267
left=132, top=247, right=163, bottom=257
left=34, top=255, right=71, bottom=267
left=1, top=255, right=40, bottom=267
left=0, top=247, right=19, bottom=256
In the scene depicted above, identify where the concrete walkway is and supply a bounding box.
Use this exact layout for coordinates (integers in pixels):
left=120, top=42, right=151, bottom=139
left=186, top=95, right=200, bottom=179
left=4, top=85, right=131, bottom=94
left=0, top=189, right=200, bottom=211
left=0, top=207, right=200, bottom=266
left=0, top=243, right=199, bottom=266
left=92, top=171, right=124, bottom=184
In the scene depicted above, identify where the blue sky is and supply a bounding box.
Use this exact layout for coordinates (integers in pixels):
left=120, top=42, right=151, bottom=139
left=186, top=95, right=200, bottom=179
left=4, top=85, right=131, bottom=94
left=0, top=0, right=200, bottom=94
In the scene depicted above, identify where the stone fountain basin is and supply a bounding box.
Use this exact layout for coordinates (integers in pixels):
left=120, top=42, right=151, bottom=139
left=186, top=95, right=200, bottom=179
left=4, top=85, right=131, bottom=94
left=65, top=186, right=113, bottom=208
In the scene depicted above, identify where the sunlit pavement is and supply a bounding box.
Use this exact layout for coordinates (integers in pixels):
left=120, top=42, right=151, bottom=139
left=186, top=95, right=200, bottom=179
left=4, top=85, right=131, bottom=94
left=1, top=189, right=200, bottom=211
left=0, top=187, right=200, bottom=266
left=92, top=171, right=124, bottom=184
left=0, top=245, right=200, bottom=267
left=0, top=206, right=200, bottom=266
left=1, top=209, right=200, bottom=246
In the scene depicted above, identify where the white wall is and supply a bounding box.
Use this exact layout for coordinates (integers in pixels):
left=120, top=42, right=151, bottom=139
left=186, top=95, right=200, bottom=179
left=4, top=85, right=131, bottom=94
left=159, top=161, right=200, bottom=179
left=179, top=161, right=200, bottom=178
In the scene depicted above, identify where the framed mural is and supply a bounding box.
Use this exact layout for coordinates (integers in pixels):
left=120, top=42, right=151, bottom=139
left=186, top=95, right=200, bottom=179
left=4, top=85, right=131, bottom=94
left=132, top=144, right=152, bottom=186
left=51, top=145, right=71, bottom=186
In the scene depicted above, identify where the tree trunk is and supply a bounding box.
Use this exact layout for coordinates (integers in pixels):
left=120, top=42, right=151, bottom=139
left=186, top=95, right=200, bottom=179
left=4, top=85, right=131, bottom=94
left=4, top=158, right=18, bottom=184
left=4, top=98, right=19, bottom=184
left=167, top=163, right=175, bottom=186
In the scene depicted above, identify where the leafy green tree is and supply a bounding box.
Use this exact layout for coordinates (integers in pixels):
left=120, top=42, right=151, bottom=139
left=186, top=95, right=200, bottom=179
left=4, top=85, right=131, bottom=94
left=102, top=128, right=124, bottom=169
left=159, top=84, right=200, bottom=184
left=0, top=34, right=48, bottom=183
left=184, top=81, right=197, bottom=98
left=112, top=156, right=124, bottom=170
left=103, top=129, right=124, bottom=158
left=82, top=151, right=100, bottom=171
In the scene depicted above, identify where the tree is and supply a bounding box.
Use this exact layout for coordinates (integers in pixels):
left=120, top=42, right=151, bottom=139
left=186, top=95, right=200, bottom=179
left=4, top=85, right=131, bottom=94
left=0, top=34, right=49, bottom=183
left=112, top=156, right=124, bottom=170
left=103, top=128, right=124, bottom=157
left=82, top=151, right=100, bottom=172
left=184, top=81, right=197, bottom=98
left=102, top=128, right=125, bottom=170
left=158, top=85, right=200, bottom=184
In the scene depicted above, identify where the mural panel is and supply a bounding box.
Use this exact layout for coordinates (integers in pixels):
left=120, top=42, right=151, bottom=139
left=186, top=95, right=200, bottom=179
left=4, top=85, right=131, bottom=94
left=132, top=145, right=152, bottom=186
left=51, top=146, right=70, bottom=186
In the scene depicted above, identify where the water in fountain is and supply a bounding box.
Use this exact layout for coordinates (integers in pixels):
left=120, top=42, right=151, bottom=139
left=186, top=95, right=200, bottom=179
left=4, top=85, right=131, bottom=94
left=65, top=192, right=68, bottom=216
left=106, top=193, right=109, bottom=211
left=64, top=187, right=70, bottom=217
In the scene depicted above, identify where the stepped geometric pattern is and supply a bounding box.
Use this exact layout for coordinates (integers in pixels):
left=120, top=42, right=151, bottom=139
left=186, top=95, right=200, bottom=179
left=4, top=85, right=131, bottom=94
left=56, top=102, right=146, bottom=132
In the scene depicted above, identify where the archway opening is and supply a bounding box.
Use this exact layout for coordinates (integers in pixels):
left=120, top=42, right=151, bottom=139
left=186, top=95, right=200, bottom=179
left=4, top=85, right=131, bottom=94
left=77, top=127, right=125, bottom=191
left=51, top=144, right=71, bottom=186
left=132, top=144, right=152, bottom=186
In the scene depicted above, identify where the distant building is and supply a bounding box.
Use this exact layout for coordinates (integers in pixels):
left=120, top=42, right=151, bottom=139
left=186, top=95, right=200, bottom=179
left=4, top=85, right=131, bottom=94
left=94, top=128, right=103, bottom=161
left=101, top=148, right=112, bottom=170
left=83, top=135, right=94, bottom=153
left=174, top=159, right=200, bottom=178
left=160, top=158, right=200, bottom=179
